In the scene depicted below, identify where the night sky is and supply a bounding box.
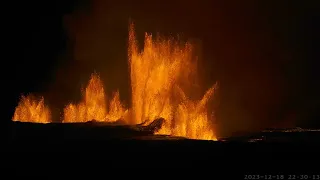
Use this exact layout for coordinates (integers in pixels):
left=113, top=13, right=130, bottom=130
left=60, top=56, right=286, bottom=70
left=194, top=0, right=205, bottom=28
left=6, top=0, right=319, bottom=137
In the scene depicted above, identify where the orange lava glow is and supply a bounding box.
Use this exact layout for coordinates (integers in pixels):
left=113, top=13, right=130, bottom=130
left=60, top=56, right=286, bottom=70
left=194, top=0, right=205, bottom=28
left=63, top=73, right=127, bottom=123
left=12, top=23, right=218, bottom=140
left=128, top=23, right=217, bottom=140
left=12, top=95, right=51, bottom=123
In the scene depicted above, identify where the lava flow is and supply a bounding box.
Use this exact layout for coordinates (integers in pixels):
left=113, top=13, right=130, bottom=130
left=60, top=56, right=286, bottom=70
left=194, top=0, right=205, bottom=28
left=12, top=23, right=218, bottom=140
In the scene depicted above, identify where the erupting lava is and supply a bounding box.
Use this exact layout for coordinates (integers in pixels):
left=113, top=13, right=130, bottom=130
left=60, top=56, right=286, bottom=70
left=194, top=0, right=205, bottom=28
left=63, top=73, right=127, bottom=123
left=128, top=23, right=217, bottom=140
left=12, top=23, right=218, bottom=140
left=12, top=95, right=51, bottom=123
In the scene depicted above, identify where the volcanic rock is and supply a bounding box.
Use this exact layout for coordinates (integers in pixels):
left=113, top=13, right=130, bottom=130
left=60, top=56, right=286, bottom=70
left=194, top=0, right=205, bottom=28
left=10, top=118, right=166, bottom=141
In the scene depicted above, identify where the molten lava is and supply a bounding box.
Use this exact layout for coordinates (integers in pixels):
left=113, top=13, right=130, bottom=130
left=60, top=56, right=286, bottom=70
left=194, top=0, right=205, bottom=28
left=12, top=22, right=218, bottom=140
left=128, top=23, right=217, bottom=140
left=63, top=73, right=126, bottom=123
left=163, top=85, right=218, bottom=140
left=12, top=95, right=51, bottom=123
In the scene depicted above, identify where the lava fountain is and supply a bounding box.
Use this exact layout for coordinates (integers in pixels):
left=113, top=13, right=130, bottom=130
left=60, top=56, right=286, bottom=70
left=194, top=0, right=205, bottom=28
left=12, top=23, right=218, bottom=140
left=12, top=95, right=51, bottom=123
left=128, top=23, right=217, bottom=140
left=63, top=73, right=127, bottom=123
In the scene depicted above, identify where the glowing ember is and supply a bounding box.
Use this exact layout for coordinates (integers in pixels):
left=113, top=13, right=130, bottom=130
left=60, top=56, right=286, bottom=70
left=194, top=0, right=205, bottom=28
left=12, top=95, right=51, bottom=123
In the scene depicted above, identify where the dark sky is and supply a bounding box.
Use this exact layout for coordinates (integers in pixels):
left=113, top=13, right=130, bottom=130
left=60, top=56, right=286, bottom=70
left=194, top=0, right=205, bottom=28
left=6, top=0, right=319, bottom=137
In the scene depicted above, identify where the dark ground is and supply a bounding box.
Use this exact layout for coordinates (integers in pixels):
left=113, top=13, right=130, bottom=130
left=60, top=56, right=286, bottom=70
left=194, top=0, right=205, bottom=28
left=5, top=121, right=320, bottom=174
left=9, top=121, right=320, bottom=143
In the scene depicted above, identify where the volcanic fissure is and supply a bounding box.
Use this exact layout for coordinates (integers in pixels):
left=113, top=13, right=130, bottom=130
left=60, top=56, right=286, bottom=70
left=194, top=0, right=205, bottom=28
left=12, top=23, right=218, bottom=140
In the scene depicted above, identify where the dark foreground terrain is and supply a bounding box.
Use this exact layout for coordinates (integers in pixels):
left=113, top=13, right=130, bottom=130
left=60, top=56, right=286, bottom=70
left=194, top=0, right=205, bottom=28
left=5, top=121, right=320, bottom=174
